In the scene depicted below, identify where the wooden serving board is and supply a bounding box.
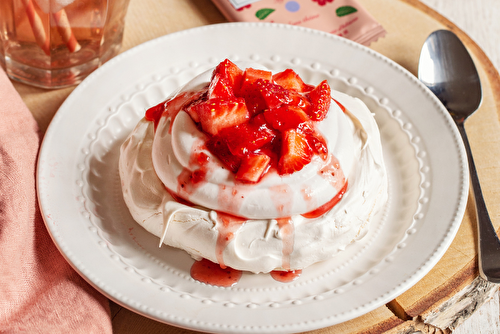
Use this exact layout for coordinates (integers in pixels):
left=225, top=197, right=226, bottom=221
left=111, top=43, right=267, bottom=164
left=15, top=0, right=500, bottom=333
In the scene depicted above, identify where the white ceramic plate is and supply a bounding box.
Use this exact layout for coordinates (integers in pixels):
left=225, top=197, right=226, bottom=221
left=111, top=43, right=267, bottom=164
left=37, top=23, right=468, bottom=334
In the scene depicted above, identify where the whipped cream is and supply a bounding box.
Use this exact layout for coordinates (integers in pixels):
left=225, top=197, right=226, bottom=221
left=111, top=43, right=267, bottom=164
left=119, top=64, right=388, bottom=273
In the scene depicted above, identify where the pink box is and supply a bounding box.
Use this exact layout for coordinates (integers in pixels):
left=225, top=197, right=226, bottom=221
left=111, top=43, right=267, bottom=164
left=212, top=0, right=386, bottom=46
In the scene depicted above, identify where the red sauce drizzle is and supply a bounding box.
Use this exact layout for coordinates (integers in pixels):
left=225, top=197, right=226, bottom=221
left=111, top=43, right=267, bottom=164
left=144, top=101, right=165, bottom=130
left=176, top=142, right=211, bottom=197
left=165, top=187, right=195, bottom=207
left=319, top=154, right=346, bottom=188
left=300, top=185, right=317, bottom=212
left=302, top=181, right=348, bottom=219
left=145, top=91, right=203, bottom=132
left=217, top=185, right=246, bottom=216
left=214, top=212, right=247, bottom=269
left=190, top=258, right=242, bottom=287
left=276, top=217, right=294, bottom=270
left=333, top=99, right=346, bottom=113
left=270, top=269, right=302, bottom=283
left=269, top=184, right=293, bottom=216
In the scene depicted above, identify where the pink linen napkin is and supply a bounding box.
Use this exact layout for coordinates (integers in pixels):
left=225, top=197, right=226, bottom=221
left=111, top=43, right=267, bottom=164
left=0, top=68, right=112, bottom=333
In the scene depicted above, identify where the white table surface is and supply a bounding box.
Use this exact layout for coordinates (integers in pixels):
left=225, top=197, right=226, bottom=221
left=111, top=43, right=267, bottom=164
left=418, top=0, right=500, bottom=333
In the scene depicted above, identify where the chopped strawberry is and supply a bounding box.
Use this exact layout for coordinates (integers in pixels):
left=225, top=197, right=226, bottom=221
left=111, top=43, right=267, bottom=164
left=238, top=78, right=292, bottom=114
left=307, top=80, right=331, bottom=121
left=184, top=94, right=207, bottom=123
left=238, top=68, right=273, bottom=113
left=220, top=115, right=277, bottom=157
left=208, top=59, right=244, bottom=99
left=179, top=61, right=335, bottom=181
left=279, top=129, right=313, bottom=175
left=272, top=69, right=314, bottom=93
left=288, top=91, right=312, bottom=113
left=264, top=105, right=313, bottom=132
left=212, top=59, right=244, bottom=87
left=237, top=82, right=267, bottom=115
left=236, top=154, right=271, bottom=183
left=306, top=131, right=328, bottom=160
left=254, top=79, right=292, bottom=109
left=192, top=97, right=250, bottom=135
left=242, top=68, right=272, bottom=85
left=208, top=75, right=233, bottom=99
left=206, top=135, right=241, bottom=173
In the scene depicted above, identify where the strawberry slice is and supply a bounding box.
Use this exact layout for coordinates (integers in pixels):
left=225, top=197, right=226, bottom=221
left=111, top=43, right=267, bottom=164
left=263, top=105, right=313, bottom=132
left=279, top=129, right=313, bottom=175
left=307, top=80, right=332, bottom=121
left=237, top=83, right=267, bottom=115
left=211, top=59, right=244, bottom=88
left=255, top=79, right=292, bottom=109
left=288, top=91, right=312, bottom=114
left=192, top=97, right=250, bottom=135
left=241, top=68, right=272, bottom=85
left=236, top=154, right=271, bottom=183
left=238, top=69, right=273, bottom=114
left=206, top=135, right=241, bottom=173
left=306, top=131, right=328, bottom=160
left=184, top=95, right=205, bottom=123
left=272, top=69, right=314, bottom=93
left=220, top=114, right=277, bottom=157
left=208, top=75, right=233, bottom=99
left=208, top=59, right=244, bottom=99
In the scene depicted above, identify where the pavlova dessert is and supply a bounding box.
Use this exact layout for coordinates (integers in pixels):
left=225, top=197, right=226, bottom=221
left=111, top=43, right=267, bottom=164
left=119, top=59, right=388, bottom=276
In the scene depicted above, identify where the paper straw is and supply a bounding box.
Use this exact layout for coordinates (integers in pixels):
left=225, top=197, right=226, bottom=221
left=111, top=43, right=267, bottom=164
left=52, top=9, right=81, bottom=53
left=21, top=0, right=50, bottom=55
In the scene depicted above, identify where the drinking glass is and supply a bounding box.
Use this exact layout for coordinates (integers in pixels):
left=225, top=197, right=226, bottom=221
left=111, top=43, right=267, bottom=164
left=0, top=0, right=131, bottom=88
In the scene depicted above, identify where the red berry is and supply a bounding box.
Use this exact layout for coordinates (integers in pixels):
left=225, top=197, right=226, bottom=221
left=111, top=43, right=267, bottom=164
left=235, top=154, right=271, bottom=183
left=307, top=80, right=331, bottom=121
left=208, top=59, right=244, bottom=98
left=206, top=135, right=241, bottom=173
left=219, top=115, right=277, bottom=157
left=278, top=129, right=313, bottom=175
left=272, top=69, right=314, bottom=93
left=192, top=97, right=250, bottom=135
left=263, top=105, right=313, bottom=132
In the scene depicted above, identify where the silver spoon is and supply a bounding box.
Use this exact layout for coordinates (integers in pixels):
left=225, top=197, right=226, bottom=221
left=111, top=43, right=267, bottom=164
left=418, top=29, right=500, bottom=283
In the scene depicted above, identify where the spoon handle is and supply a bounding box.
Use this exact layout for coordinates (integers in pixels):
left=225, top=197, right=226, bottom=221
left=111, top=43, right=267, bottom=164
left=456, top=121, right=500, bottom=283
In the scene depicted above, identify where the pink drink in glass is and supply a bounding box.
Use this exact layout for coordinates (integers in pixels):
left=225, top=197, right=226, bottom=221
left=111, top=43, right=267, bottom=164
left=0, top=0, right=130, bottom=88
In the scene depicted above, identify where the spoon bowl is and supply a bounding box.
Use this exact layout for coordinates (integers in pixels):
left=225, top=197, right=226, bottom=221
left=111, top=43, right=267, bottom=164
left=419, top=30, right=500, bottom=283
left=418, top=30, right=482, bottom=120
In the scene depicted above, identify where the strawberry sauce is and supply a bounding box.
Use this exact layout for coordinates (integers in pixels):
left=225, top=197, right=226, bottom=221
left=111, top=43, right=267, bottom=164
left=277, top=217, right=295, bottom=270
left=269, top=184, right=293, bottom=216
left=333, top=98, right=346, bottom=113
left=302, top=181, right=348, bottom=219
left=176, top=142, right=211, bottom=197
left=217, top=185, right=246, bottom=216
left=214, top=212, right=247, bottom=269
left=145, top=91, right=203, bottom=132
left=270, top=269, right=302, bottom=283
left=190, top=258, right=242, bottom=287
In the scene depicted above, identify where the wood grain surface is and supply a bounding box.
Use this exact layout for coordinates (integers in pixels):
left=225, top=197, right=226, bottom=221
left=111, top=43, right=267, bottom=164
left=414, top=1, right=500, bottom=333
left=12, top=0, right=500, bottom=333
